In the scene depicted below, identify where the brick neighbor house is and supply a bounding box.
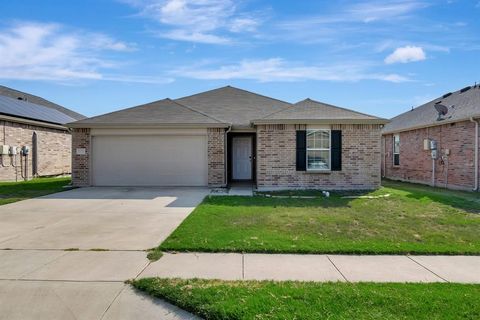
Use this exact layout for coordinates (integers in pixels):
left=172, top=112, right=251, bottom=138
left=0, top=85, right=85, bottom=181
left=68, top=86, right=388, bottom=190
left=382, top=85, right=480, bottom=192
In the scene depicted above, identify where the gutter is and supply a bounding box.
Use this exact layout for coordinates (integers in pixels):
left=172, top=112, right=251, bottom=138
left=470, top=117, right=479, bottom=191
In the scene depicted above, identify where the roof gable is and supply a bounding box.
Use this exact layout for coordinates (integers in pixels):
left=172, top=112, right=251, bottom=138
left=253, top=98, right=387, bottom=124
left=383, top=85, right=480, bottom=133
left=176, top=86, right=291, bottom=128
left=68, top=98, right=228, bottom=128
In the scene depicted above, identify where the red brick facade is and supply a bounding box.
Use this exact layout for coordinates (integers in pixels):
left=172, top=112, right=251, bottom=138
left=382, top=120, right=480, bottom=191
left=0, top=120, right=71, bottom=181
left=256, top=124, right=382, bottom=190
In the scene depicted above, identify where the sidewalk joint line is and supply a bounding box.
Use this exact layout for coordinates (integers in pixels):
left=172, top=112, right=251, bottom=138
left=134, top=260, right=152, bottom=279
left=326, top=255, right=349, bottom=282
left=17, top=250, right=70, bottom=280
left=242, top=253, right=245, bottom=280
left=406, top=255, right=449, bottom=283
left=100, top=284, right=126, bottom=320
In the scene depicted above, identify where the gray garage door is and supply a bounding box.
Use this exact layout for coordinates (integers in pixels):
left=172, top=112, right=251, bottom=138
left=91, top=135, right=208, bottom=186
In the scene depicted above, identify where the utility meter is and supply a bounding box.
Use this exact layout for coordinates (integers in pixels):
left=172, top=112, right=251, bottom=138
left=429, top=140, right=437, bottom=150
left=9, top=146, right=17, bottom=155
left=21, top=145, right=30, bottom=156
left=431, top=149, right=438, bottom=160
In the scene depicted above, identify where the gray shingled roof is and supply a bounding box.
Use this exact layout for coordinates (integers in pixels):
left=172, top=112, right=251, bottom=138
left=383, top=85, right=480, bottom=133
left=176, top=86, right=291, bottom=128
left=0, top=85, right=85, bottom=120
left=253, top=98, right=388, bottom=125
left=68, top=98, right=228, bottom=128
left=0, top=95, right=77, bottom=125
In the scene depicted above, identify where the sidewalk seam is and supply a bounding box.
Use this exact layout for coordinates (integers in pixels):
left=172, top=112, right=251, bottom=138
left=242, top=254, right=245, bottom=280
left=100, top=284, right=126, bottom=320
left=326, top=255, right=349, bottom=282
left=406, top=255, right=449, bottom=283
left=17, top=251, right=70, bottom=280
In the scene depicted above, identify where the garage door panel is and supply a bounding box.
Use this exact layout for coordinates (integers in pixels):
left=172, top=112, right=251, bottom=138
left=92, top=135, right=207, bottom=186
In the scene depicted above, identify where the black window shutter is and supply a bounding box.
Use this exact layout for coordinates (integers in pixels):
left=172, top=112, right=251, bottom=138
left=296, top=130, right=306, bottom=171
left=331, top=130, right=342, bottom=171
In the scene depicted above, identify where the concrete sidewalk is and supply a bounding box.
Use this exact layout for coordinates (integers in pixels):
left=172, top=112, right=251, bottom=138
left=0, top=249, right=198, bottom=320
left=139, top=253, right=480, bottom=283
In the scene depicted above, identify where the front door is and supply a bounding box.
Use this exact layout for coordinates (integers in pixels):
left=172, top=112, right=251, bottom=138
left=232, top=136, right=252, bottom=180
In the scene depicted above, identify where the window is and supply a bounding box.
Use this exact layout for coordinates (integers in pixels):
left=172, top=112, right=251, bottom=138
left=307, top=129, right=330, bottom=170
left=393, top=134, right=400, bottom=166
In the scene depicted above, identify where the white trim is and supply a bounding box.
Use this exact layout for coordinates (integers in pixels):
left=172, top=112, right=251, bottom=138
left=306, top=128, right=331, bottom=171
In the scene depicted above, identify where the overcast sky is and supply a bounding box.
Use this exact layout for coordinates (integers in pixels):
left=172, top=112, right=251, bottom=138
left=1, top=0, right=479, bottom=118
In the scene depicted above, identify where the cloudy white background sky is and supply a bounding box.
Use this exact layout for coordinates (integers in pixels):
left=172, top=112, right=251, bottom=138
left=0, top=0, right=479, bottom=118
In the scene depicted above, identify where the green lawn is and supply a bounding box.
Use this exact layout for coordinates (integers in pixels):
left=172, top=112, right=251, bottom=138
left=132, top=278, right=480, bottom=320
left=0, top=177, right=71, bottom=205
left=160, top=180, right=480, bottom=255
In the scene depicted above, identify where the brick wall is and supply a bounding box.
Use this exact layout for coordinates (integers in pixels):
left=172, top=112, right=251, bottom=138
left=0, top=120, right=71, bottom=181
left=256, top=124, right=382, bottom=190
left=71, top=128, right=90, bottom=186
left=382, top=120, right=479, bottom=191
left=207, top=128, right=225, bottom=187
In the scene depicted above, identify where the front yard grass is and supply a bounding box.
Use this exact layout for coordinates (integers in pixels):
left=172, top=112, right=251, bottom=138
left=132, top=278, right=480, bottom=320
left=0, top=177, right=71, bottom=206
left=160, top=180, right=480, bottom=255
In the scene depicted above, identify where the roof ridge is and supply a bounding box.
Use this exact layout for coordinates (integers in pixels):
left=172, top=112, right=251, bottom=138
left=176, top=85, right=292, bottom=106
left=166, top=98, right=229, bottom=125
left=299, top=98, right=385, bottom=120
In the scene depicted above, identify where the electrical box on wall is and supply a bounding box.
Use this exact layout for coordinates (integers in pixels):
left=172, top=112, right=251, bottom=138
left=423, top=139, right=431, bottom=150
left=430, top=140, right=438, bottom=150
left=431, top=149, right=438, bottom=160
left=9, top=146, right=17, bottom=155
left=0, top=145, right=9, bottom=155
left=443, top=149, right=451, bottom=156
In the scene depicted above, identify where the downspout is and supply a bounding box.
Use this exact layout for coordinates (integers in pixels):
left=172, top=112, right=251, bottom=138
left=470, top=117, right=479, bottom=191
left=224, top=125, right=232, bottom=187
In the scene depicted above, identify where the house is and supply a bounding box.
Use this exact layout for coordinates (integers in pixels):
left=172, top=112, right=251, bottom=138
left=68, top=86, right=388, bottom=190
left=382, top=85, right=480, bottom=191
left=0, top=85, right=85, bottom=181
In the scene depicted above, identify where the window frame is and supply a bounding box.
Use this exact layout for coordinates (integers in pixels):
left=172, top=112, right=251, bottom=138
left=306, top=129, right=331, bottom=171
left=393, top=134, right=400, bottom=166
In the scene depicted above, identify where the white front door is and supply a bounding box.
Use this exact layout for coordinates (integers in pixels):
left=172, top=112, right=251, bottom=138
left=232, top=136, right=252, bottom=180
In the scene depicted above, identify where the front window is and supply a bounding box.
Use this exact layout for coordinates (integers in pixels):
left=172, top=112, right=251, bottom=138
left=307, top=129, right=330, bottom=170
left=393, top=134, right=400, bottom=166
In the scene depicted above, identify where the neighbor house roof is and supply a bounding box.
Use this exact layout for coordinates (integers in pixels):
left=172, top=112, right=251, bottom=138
left=252, top=98, right=388, bottom=125
left=176, top=86, right=291, bottom=129
left=383, top=85, right=480, bottom=134
left=68, top=98, right=229, bottom=128
left=0, top=85, right=85, bottom=121
left=0, top=95, right=78, bottom=128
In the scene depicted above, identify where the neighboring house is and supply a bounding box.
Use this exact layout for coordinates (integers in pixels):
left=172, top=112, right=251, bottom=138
left=382, top=85, right=480, bottom=192
left=68, top=86, right=388, bottom=190
left=0, top=85, right=85, bottom=181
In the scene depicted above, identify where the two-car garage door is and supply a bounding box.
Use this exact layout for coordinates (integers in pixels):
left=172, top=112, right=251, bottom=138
left=91, top=133, right=208, bottom=186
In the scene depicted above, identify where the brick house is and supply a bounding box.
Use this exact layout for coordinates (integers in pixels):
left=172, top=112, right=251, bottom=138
left=0, top=85, right=85, bottom=181
left=382, top=85, right=480, bottom=192
left=68, top=86, right=387, bottom=190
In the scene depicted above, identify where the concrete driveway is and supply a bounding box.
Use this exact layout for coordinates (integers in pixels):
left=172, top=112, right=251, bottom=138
left=0, top=187, right=208, bottom=320
left=0, top=186, right=209, bottom=250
